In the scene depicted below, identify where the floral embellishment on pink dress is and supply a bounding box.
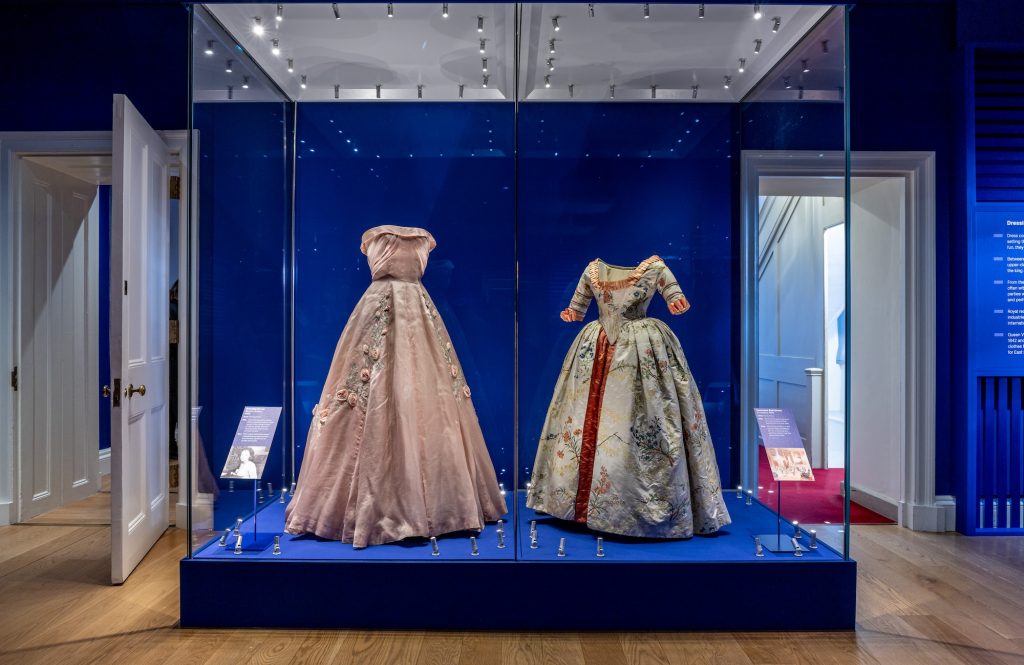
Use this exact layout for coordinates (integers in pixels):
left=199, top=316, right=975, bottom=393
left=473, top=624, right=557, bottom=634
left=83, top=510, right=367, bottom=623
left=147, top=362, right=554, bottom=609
left=450, top=365, right=458, bottom=378
left=346, top=393, right=358, bottom=408
left=370, top=348, right=381, bottom=361
left=336, top=388, right=349, bottom=402
left=360, top=368, right=371, bottom=382
left=462, top=385, right=472, bottom=398
left=362, top=344, right=370, bottom=355
left=319, top=408, right=330, bottom=424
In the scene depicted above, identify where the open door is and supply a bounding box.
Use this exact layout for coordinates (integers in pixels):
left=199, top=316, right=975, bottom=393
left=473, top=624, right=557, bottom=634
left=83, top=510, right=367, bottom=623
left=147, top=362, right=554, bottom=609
left=111, top=94, right=171, bottom=584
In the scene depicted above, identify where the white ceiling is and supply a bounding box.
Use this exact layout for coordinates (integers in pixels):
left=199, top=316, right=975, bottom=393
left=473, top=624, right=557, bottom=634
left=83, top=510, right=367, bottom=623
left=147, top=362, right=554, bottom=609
left=195, top=3, right=841, bottom=103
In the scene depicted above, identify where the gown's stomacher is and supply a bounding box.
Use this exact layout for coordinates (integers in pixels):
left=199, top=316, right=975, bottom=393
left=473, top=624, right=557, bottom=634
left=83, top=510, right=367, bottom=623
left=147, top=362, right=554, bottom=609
left=527, top=256, right=732, bottom=538
left=284, top=225, right=507, bottom=548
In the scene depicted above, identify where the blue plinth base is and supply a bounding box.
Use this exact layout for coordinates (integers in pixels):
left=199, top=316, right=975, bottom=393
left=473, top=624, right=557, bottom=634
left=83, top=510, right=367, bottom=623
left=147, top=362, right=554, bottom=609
left=180, top=491, right=856, bottom=630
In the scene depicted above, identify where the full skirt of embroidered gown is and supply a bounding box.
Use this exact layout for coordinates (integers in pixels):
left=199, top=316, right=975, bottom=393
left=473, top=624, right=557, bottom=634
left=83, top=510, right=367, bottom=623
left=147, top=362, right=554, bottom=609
left=284, top=226, right=507, bottom=548
left=526, top=257, right=731, bottom=539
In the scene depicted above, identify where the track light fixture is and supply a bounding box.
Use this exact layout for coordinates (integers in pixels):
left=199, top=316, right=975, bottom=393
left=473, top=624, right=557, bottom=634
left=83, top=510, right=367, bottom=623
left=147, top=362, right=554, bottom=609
left=482, top=58, right=488, bottom=72
left=651, top=84, right=658, bottom=99
left=387, top=3, right=394, bottom=18
left=798, top=85, right=805, bottom=100
left=609, top=84, right=615, bottom=99
left=569, top=83, right=575, bottom=99
left=547, top=58, right=555, bottom=72
left=821, top=39, right=830, bottom=54
left=643, top=3, right=650, bottom=19
left=477, top=16, right=484, bottom=32
left=458, top=83, right=465, bottom=99
left=738, top=58, right=746, bottom=73
left=333, top=3, right=341, bottom=19
left=271, top=39, right=280, bottom=56
left=442, top=3, right=449, bottom=18
left=698, top=3, right=705, bottom=18
left=588, top=4, right=595, bottom=18
left=479, top=39, right=486, bottom=54
left=252, top=16, right=264, bottom=35
left=227, top=85, right=234, bottom=100
left=784, top=75, right=792, bottom=89
left=225, top=59, right=233, bottom=73
left=691, top=84, right=699, bottom=99
left=300, top=75, right=308, bottom=89
left=544, top=75, right=551, bottom=88
left=754, top=38, right=762, bottom=54
left=242, top=76, right=250, bottom=89
left=376, top=84, right=382, bottom=98
left=417, top=84, right=424, bottom=99
left=772, top=16, right=781, bottom=32
left=753, top=3, right=762, bottom=20
left=287, top=58, right=294, bottom=73
left=552, top=16, right=560, bottom=31
left=801, top=59, right=810, bottom=73
left=335, top=84, right=341, bottom=99
left=549, top=39, right=556, bottom=54
left=276, top=3, right=284, bottom=22
left=204, top=40, right=214, bottom=56
left=723, top=75, right=731, bottom=89
left=482, top=74, right=489, bottom=88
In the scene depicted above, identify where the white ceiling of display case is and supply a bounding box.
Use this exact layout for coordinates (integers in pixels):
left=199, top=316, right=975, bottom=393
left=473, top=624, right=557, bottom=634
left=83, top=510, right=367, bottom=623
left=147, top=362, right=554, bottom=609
left=197, top=3, right=839, bottom=102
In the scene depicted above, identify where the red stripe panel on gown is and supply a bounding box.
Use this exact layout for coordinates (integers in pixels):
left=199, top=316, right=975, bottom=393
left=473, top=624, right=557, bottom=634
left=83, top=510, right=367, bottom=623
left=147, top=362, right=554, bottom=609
left=575, top=329, right=614, bottom=523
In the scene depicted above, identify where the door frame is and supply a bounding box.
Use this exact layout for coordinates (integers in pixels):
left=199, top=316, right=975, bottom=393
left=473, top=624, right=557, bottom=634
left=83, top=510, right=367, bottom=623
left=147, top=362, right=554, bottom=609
left=741, top=150, right=950, bottom=532
left=0, top=131, right=190, bottom=526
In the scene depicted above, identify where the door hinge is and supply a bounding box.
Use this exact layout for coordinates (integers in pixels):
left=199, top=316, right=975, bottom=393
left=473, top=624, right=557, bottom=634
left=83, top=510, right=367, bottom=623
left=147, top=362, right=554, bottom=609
left=124, top=280, right=128, bottom=296
left=9, top=366, right=16, bottom=391
left=169, top=175, right=181, bottom=200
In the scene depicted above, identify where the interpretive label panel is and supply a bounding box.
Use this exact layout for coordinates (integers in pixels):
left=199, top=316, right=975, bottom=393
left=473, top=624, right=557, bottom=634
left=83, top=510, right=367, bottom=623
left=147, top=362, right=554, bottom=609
left=974, top=210, right=1024, bottom=369
left=219, top=406, right=281, bottom=480
left=753, top=408, right=803, bottom=449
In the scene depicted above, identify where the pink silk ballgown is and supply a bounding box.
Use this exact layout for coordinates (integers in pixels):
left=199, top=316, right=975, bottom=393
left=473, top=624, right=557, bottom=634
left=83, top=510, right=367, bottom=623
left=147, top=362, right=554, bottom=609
left=284, top=225, right=507, bottom=548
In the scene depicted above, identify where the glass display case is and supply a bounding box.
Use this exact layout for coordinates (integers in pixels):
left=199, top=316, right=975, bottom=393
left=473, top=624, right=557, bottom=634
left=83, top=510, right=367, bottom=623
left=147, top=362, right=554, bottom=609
left=182, top=2, right=855, bottom=630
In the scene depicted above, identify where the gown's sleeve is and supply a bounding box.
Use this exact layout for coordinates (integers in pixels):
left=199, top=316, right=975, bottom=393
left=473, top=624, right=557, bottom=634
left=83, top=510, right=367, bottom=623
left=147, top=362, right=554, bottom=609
left=567, top=268, right=594, bottom=319
left=657, top=263, right=688, bottom=310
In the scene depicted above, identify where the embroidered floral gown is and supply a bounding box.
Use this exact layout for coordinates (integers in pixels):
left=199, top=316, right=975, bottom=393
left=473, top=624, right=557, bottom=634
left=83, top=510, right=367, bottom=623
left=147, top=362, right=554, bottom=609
left=284, top=225, right=507, bottom=548
left=526, top=256, right=731, bottom=538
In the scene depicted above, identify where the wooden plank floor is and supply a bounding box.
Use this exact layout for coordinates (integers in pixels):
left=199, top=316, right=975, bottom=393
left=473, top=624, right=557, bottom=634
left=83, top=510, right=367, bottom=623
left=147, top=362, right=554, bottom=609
left=0, top=523, right=1022, bottom=665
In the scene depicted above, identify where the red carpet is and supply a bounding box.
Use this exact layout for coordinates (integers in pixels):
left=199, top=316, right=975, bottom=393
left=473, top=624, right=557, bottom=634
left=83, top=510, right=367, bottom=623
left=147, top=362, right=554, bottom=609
left=755, top=447, right=894, bottom=525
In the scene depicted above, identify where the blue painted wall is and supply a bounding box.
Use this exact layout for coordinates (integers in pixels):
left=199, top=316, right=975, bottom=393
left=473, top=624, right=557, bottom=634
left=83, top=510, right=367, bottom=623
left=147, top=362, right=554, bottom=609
left=292, top=103, right=516, bottom=489
left=193, top=102, right=292, bottom=497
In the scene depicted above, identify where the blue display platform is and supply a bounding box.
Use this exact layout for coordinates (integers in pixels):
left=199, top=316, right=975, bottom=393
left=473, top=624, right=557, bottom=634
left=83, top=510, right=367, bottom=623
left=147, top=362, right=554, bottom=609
left=181, top=491, right=856, bottom=629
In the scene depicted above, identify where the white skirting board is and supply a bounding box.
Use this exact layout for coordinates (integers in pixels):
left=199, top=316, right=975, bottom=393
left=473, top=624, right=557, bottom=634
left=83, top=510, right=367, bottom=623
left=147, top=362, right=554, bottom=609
left=98, top=447, right=111, bottom=478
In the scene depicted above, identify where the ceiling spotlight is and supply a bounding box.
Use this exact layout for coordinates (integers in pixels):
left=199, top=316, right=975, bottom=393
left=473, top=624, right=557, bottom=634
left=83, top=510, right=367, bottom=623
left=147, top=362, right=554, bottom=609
left=479, top=39, right=486, bottom=53
left=753, top=3, right=762, bottom=20
left=651, top=84, right=658, bottom=99
left=798, top=85, right=805, bottom=100
left=698, top=3, right=705, bottom=18
left=784, top=75, right=792, bottom=89
left=544, top=75, right=551, bottom=88
left=821, top=39, right=830, bottom=54
left=723, top=75, right=731, bottom=89
left=417, top=84, right=424, bottom=99
left=271, top=39, right=280, bottom=56
left=552, top=16, right=560, bottom=31
left=335, top=84, right=341, bottom=99
left=754, top=38, right=762, bottom=54
left=376, top=84, right=382, bottom=99
left=276, top=3, right=284, bottom=22
left=300, top=75, right=308, bottom=89
left=287, top=58, right=294, bottom=73
left=691, top=84, right=699, bottom=99
left=227, top=85, right=233, bottom=100
left=333, top=3, right=341, bottom=19
left=609, top=84, right=615, bottom=99
left=480, top=58, right=488, bottom=72
left=643, top=3, right=650, bottom=19
left=549, top=39, right=556, bottom=54
left=252, top=16, right=264, bottom=35
left=387, top=3, right=394, bottom=18
left=204, top=40, right=214, bottom=56
left=482, top=74, right=489, bottom=88
left=547, top=58, right=555, bottom=72
left=442, top=2, right=449, bottom=18
left=477, top=16, right=484, bottom=32
left=588, top=4, right=595, bottom=17
left=242, top=76, right=250, bottom=89
left=225, top=59, right=233, bottom=73
left=802, top=59, right=810, bottom=73
left=772, top=16, right=781, bottom=32
left=458, top=83, right=465, bottom=99
left=569, top=83, right=575, bottom=99
left=738, top=58, right=746, bottom=73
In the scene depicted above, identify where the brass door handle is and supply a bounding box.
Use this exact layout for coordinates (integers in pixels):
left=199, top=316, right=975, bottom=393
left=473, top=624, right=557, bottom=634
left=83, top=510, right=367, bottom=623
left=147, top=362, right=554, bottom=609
left=102, top=385, right=111, bottom=398
left=124, top=383, right=147, bottom=398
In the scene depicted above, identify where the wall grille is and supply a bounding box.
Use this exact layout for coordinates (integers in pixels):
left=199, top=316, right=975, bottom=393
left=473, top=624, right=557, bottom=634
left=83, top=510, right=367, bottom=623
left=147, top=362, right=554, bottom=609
left=974, top=49, right=1024, bottom=203
left=977, top=376, right=1024, bottom=530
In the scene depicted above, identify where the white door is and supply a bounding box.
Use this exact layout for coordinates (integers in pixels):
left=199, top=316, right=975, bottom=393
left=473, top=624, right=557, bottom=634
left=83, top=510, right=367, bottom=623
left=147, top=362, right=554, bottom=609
left=17, top=161, right=100, bottom=521
left=111, top=95, right=171, bottom=584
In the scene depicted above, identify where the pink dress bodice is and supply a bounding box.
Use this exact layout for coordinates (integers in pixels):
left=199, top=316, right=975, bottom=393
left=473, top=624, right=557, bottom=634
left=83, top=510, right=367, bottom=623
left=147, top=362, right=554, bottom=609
left=360, top=225, right=436, bottom=282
